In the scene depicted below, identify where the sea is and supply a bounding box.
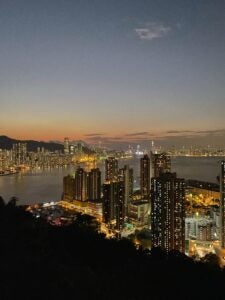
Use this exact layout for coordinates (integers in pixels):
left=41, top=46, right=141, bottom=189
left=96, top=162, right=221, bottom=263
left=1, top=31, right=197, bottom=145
left=0, top=156, right=223, bottom=205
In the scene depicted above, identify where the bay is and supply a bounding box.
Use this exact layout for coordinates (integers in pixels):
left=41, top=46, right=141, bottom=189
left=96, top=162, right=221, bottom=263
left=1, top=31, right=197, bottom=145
left=0, top=157, right=223, bottom=205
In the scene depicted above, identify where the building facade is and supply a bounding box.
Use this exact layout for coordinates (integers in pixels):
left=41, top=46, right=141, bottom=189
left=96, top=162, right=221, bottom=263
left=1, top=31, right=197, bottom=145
left=63, top=174, right=75, bottom=201
left=74, top=167, right=88, bottom=201
left=87, top=168, right=101, bottom=200
left=119, top=165, right=133, bottom=216
left=151, top=172, right=185, bottom=253
left=105, top=157, right=118, bottom=182
left=220, top=161, right=225, bottom=248
left=151, top=152, right=171, bottom=178
left=103, top=181, right=125, bottom=231
left=64, top=137, right=69, bottom=155
left=140, top=154, right=150, bottom=199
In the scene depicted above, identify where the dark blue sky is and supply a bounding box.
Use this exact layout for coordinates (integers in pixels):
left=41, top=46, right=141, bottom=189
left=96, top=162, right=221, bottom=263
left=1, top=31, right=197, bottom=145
left=1, top=0, right=225, bottom=147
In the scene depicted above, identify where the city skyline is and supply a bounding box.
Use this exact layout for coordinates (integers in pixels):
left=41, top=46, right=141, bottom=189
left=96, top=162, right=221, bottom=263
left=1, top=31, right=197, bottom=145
left=1, top=0, right=225, bottom=147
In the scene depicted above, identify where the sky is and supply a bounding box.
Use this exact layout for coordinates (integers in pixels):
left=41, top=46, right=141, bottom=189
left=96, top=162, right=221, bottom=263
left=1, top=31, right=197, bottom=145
left=0, top=0, right=225, bottom=148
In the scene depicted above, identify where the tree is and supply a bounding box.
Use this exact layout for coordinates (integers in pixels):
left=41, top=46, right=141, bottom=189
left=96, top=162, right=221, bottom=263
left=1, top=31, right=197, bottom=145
left=0, top=196, right=5, bottom=210
left=74, top=213, right=99, bottom=231
left=7, top=196, right=18, bottom=208
left=201, top=253, right=221, bottom=268
left=151, top=247, right=167, bottom=260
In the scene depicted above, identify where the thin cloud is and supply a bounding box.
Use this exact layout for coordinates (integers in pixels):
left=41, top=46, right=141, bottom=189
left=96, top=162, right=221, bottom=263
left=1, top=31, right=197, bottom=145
left=126, top=132, right=150, bottom=137
left=196, top=129, right=225, bottom=135
left=106, top=137, right=124, bottom=141
left=166, top=130, right=194, bottom=134
left=134, top=22, right=171, bottom=41
left=160, top=135, right=198, bottom=140
left=85, top=136, right=124, bottom=142
left=84, top=133, right=105, bottom=137
left=86, top=136, right=107, bottom=141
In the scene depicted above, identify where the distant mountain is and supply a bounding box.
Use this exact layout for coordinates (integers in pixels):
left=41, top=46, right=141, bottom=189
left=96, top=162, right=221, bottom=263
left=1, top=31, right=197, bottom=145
left=0, top=136, right=63, bottom=152
left=0, top=135, right=95, bottom=154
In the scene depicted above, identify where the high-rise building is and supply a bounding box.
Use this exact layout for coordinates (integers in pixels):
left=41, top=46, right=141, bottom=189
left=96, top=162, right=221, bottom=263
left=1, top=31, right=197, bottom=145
left=140, top=154, right=150, bottom=198
left=74, top=167, right=88, bottom=201
left=185, top=217, right=216, bottom=241
left=220, top=161, right=225, bottom=248
left=115, top=181, right=125, bottom=231
left=64, top=137, right=69, bottom=155
left=87, top=168, right=101, bottom=200
left=151, top=152, right=171, bottom=178
left=151, top=172, right=185, bottom=253
left=128, top=200, right=150, bottom=226
left=119, top=165, right=133, bottom=215
left=103, top=181, right=125, bottom=231
left=0, top=149, right=10, bottom=172
left=105, top=157, right=118, bottom=182
left=77, top=143, right=83, bottom=155
left=103, top=182, right=117, bottom=223
left=69, top=145, right=75, bottom=155
left=12, top=143, right=27, bottom=166
left=63, top=174, right=75, bottom=201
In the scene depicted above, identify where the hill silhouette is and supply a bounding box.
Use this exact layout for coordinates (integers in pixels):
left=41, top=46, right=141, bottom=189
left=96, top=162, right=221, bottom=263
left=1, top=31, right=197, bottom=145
left=0, top=197, right=224, bottom=299
left=0, top=135, right=95, bottom=154
left=0, top=135, right=63, bottom=152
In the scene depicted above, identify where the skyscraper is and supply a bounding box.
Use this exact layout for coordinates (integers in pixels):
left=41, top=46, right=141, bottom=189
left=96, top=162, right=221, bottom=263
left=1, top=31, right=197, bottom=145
left=63, top=174, right=75, bottom=201
left=105, top=157, right=118, bottom=182
left=64, top=137, right=69, bottom=155
left=151, top=172, right=185, bottom=253
left=152, top=152, right=171, bottom=178
left=140, top=154, right=150, bottom=198
left=103, top=182, right=117, bottom=223
left=69, top=145, right=75, bottom=155
left=103, top=181, right=125, bottom=231
left=115, top=181, right=125, bottom=232
left=87, top=168, right=101, bottom=200
left=220, top=161, right=225, bottom=248
left=119, top=165, right=133, bottom=215
left=12, top=143, right=27, bottom=166
left=74, top=167, right=88, bottom=201
left=77, top=143, right=83, bottom=155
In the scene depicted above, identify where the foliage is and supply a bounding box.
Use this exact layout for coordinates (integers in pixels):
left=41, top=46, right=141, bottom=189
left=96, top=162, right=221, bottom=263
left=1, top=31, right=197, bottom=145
left=0, top=198, right=224, bottom=299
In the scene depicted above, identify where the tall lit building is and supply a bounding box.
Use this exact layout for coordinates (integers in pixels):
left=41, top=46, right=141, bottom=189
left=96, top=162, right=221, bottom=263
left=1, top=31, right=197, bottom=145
left=103, top=182, right=117, bottom=223
left=76, top=143, right=83, bottom=155
left=119, top=165, right=133, bottom=215
left=0, top=149, right=9, bottom=172
left=220, top=161, right=225, bottom=248
left=69, top=145, right=75, bottom=155
left=74, top=167, right=88, bottom=201
left=151, top=172, right=185, bottom=253
left=63, top=174, right=75, bottom=201
left=152, top=152, right=171, bottom=177
left=87, top=168, right=101, bottom=200
left=12, top=143, right=27, bottom=166
left=140, top=154, right=150, bottom=198
left=103, top=181, right=125, bottom=231
left=64, top=137, right=69, bottom=155
left=105, top=157, right=118, bottom=182
left=128, top=200, right=150, bottom=226
left=115, top=181, right=125, bottom=231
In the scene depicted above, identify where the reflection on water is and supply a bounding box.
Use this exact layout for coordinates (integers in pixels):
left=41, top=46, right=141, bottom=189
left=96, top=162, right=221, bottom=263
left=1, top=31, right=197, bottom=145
left=0, top=166, right=77, bottom=205
left=171, top=156, right=221, bottom=183
left=0, top=157, right=223, bottom=205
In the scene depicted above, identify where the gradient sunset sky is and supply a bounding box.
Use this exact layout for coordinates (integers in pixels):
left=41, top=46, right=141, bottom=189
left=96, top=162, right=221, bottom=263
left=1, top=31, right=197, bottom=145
left=1, top=0, right=225, bottom=147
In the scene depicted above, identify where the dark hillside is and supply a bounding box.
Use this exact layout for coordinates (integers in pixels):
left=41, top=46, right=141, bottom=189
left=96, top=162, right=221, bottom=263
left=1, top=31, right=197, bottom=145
left=0, top=198, right=223, bottom=299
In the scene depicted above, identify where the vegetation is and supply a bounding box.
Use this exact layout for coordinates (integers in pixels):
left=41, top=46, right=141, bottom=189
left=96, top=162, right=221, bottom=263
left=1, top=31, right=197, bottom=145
left=0, top=196, right=224, bottom=299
